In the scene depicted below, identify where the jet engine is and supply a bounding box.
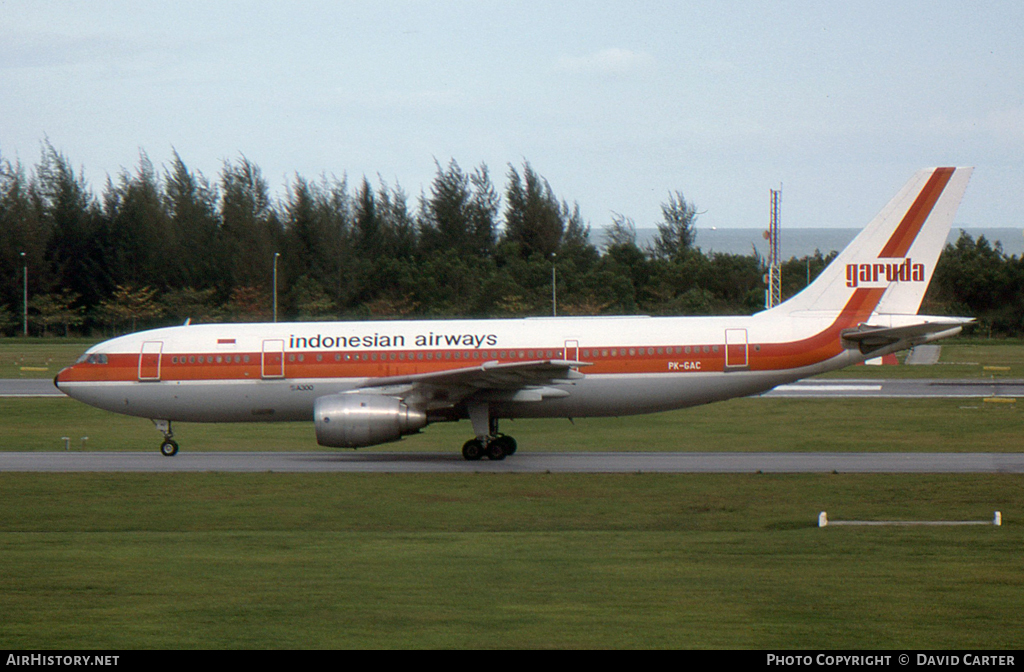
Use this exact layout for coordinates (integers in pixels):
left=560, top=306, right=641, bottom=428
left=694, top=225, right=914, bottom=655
left=314, top=393, right=427, bottom=448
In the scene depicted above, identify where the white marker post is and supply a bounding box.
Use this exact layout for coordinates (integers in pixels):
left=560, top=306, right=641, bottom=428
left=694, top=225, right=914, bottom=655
left=818, top=511, right=1003, bottom=527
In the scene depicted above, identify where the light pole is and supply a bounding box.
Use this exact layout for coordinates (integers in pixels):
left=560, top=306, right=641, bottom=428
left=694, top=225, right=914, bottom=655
left=550, top=252, right=557, bottom=317
left=20, top=252, right=27, bottom=337
left=273, top=252, right=281, bottom=323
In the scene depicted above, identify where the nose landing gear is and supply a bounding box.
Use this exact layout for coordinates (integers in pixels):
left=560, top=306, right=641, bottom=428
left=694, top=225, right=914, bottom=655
left=152, top=419, right=178, bottom=457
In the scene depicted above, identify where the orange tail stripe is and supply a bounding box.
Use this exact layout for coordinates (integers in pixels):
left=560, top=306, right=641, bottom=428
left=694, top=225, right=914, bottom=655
left=878, top=167, right=955, bottom=258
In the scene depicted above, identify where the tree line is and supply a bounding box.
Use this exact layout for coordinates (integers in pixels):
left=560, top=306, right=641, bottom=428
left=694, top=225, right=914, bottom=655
left=0, top=141, right=1019, bottom=336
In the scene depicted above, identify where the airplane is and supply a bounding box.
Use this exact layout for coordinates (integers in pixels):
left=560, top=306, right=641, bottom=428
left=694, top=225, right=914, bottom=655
left=55, top=167, right=973, bottom=460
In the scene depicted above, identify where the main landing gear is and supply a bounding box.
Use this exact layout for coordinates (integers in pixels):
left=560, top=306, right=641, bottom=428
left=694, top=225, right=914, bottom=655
left=462, top=434, right=518, bottom=461
left=461, top=403, right=517, bottom=461
left=153, top=419, right=178, bottom=457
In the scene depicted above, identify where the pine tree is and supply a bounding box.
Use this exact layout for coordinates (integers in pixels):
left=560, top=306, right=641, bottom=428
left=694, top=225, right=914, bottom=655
left=503, top=162, right=565, bottom=260
left=652, top=191, right=699, bottom=261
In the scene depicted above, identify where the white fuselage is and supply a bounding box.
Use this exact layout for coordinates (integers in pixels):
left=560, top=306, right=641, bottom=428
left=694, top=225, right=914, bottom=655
left=56, top=310, right=869, bottom=424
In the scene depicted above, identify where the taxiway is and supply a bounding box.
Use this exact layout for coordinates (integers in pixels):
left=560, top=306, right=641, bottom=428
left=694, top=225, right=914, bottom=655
left=1, top=451, right=1022, bottom=473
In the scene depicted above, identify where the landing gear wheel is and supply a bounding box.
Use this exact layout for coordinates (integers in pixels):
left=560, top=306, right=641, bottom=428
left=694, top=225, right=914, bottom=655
left=462, top=438, right=485, bottom=461
left=495, top=435, right=517, bottom=456
left=489, top=435, right=516, bottom=459
left=160, top=440, right=179, bottom=457
left=487, top=439, right=507, bottom=461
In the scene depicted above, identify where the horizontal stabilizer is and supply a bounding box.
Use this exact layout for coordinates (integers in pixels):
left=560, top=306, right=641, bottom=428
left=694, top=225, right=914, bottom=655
left=841, top=318, right=973, bottom=348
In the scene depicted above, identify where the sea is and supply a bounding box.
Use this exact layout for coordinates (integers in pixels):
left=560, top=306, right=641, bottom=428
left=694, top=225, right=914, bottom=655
left=598, top=228, right=1024, bottom=259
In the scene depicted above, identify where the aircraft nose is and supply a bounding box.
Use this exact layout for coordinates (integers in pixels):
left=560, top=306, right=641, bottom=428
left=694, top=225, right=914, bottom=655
left=54, top=368, right=70, bottom=391
left=53, top=367, right=80, bottom=399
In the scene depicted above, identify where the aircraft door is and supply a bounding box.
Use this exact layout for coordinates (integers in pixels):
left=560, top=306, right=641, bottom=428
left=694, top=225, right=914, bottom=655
left=138, top=341, right=163, bottom=381
left=262, top=339, right=285, bottom=379
left=564, top=339, right=579, bottom=362
left=725, top=329, right=748, bottom=369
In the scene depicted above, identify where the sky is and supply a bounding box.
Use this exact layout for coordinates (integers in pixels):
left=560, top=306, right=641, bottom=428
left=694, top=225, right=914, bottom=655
left=1, top=0, right=1022, bottom=235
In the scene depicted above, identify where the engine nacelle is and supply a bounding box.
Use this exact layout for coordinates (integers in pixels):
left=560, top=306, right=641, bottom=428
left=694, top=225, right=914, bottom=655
left=314, top=394, right=427, bottom=448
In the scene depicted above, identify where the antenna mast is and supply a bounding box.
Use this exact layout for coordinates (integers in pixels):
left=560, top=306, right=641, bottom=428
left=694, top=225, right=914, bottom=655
left=765, top=187, right=782, bottom=309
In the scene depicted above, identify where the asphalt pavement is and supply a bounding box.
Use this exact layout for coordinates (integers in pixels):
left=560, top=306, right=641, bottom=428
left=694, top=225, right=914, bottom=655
left=763, top=378, right=1024, bottom=398
left=1, top=451, right=1022, bottom=473
left=0, top=378, right=63, bottom=397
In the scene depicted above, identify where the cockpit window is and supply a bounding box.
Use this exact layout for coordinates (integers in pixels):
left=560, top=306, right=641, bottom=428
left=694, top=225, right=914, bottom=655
left=77, top=353, right=109, bottom=365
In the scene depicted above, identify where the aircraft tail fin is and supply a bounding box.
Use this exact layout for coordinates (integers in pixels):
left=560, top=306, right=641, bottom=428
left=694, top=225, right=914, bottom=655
left=771, top=167, right=973, bottom=317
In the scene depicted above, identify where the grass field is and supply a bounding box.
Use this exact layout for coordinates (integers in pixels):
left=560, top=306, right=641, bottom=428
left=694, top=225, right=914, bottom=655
left=0, top=338, right=96, bottom=379
left=2, top=336, right=1023, bottom=649
left=1, top=473, right=1021, bottom=649
left=820, top=338, right=1024, bottom=380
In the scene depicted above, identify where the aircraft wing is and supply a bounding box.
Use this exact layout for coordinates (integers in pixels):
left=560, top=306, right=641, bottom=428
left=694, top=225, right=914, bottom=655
left=352, top=359, right=590, bottom=409
left=841, top=317, right=974, bottom=348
